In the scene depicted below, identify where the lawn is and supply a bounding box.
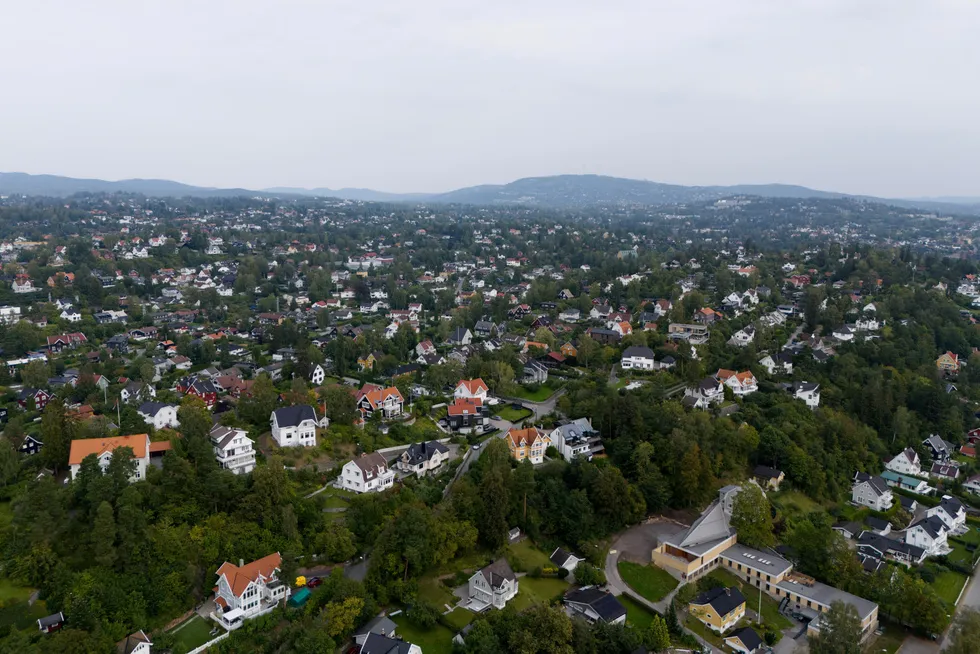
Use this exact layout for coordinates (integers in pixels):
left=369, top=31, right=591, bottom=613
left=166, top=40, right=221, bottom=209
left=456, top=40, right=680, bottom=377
left=684, top=614, right=729, bottom=649
left=392, top=613, right=456, bottom=654
left=870, top=621, right=909, bottom=654
left=170, top=615, right=215, bottom=652
left=770, top=490, right=823, bottom=516
left=617, top=561, right=679, bottom=603
left=510, top=576, right=570, bottom=611
left=505, top=541, right=554, bottom=573
left=418, top=576, right=457, bottom=609
left=443, top=607, right=474, bottom=631
left=948, top=540, right=976, bottom=567
left=619, top=594, right=659, bottom=630
left=701, top=569, right=792, bottom=631
left=0, top=579, right=33, bottom=603
left=497, top=406, right=533, bottom=423
left=510, top=385, right=557, bottom=402
left=932, top=570, right=968, bottom=606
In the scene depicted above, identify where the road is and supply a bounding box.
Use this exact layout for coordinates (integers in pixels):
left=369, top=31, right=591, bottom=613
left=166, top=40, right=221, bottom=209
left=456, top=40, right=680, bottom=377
left=499, top=388, right=567, bottom=421
left=897, top=556, right=980, bottom=653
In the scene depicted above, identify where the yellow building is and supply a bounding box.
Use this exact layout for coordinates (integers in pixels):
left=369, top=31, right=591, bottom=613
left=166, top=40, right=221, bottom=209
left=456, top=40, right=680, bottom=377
left=507, top=427, right=550, bottom=464
left=651, top=501, right=736, bottom=580
left=937, top=351, right=960, bottom=373
left=688, top=586, right=745, bottom=632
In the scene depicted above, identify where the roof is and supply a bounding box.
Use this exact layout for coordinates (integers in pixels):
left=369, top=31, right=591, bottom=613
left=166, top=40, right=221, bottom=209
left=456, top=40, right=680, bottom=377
left=357, top=385, right=405, bottom=409
left=448, top=397, right=484, bottom=416
left=69, top=434, right=148, bottom=465
left=475, top=559, right=516, bottom=589
left=361, top=632, right=414, bottom=654
left=720, top=543, right=793, bottom=578
left=273, top=405, right=318, bottom=428
left=456, top=378, right=489, bottom=395
left=622, top=345, right=656, bottom=359
left=911, top=516, right=948, bottom=539
left=857, top=532, right=924, bottom=561
left=725, top=627, right=763, bottom=651
left=931, top=462, right=960, bottom=478
left=691, top=586, right=745, bottom=617
left=507, top=427, right=545, bottom=449
left=116, top=630, right=152, bottom=654
left=853, top=472, right=890, bottom=496
left=355, top=615, right=398, bottom=638
left=550, top=547, right=579, bottom=568
left=775, top=577, right=877, bottom=621
left=865, top=516, right=890, bottom=531
left=564, top=587, right=627, bottom=623
left=215, top=552, right=282, bottom=597
left=674, top=501, right=734, bottom=550
left=551, top=418, right=596, bottom=445
left=138, top=401, right=173, bottom=417
left=352, top=452, right=389, bottom=476
left=938, top=495, right=965, bottom=519
left=38, top=612, right=64, bottom=628
left=401, top=441, right=449, bottom=465
left=753, top=465, right=783, bottom=480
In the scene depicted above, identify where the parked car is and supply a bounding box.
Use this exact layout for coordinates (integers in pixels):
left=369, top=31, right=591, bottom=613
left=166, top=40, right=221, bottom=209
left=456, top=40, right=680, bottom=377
left=306, top=576, right=322, bottom=588
left=472, top=443, right=481, bottom=450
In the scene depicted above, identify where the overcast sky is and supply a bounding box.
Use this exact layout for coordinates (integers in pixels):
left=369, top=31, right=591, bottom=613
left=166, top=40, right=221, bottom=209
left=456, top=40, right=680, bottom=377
left=2, top=1, right=978, bottom=197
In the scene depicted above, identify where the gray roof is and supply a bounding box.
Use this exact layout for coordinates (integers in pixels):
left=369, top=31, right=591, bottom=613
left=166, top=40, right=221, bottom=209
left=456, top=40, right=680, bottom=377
left=138, top=401, right=172, bottom=417
left=360, top=632, right=414, bottom=654
left=273, top=405, right=318, bottom=428
left=622, top=346, right=656, bottom=359
left=355, top=615, right=397, bottom=638
left=550, top=547, right=579, bottom=568
left=210, top=425, right=245, bottom=449
left=402, top=441, right=449, bottom=465
left=726, top=627, right=763, bottom=651
left=911, top=515, right=948, bottom=539
left=564, top=587, right=626, bottom=623
left=938, top=495, right=964, bottom=519
left=776, top=578, right=877, bottom=621
left=857, top=532, right=924, bottom=561
left=854, top=472, right=890, bottom=497
left=672, top=501, right=734, bottom=550
left=552, top=418, right=596, bottom=445
left=476, top=559, right=516, bottom=589
left=720, top=543, right=793, bottom=578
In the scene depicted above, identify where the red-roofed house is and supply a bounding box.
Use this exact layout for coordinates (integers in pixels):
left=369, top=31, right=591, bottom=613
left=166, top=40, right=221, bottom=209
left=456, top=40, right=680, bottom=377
left=355, top=385, right=405, bottom=421
left=454, top=378, right=489, bottom=402
left=211, top=552, right=290, bottom=630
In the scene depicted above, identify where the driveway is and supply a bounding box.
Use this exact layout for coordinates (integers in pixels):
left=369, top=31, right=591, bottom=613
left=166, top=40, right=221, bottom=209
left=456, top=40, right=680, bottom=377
left=604, top=520, right=686, bottom=611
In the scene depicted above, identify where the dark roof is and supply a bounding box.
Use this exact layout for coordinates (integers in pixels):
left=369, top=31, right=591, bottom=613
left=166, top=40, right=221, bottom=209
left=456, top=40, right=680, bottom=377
left=550, top=547, right=577, bottom=568
left=865, top=517, right=890, bottom=531
left=911, top=516, right=948, bottom=540
left=402, top=441, right=449, bottom=465
left=691, top=586, right=745, bottom=617
left=273, top=405, right=318, bottom=427
left=622, top=346, right=656, bottom=359
left=939, top=495, right=965, bottom=519
left=857, top=532, right=925, bottom=560
left=116, top=630, right=152, bottom=654
left=355, top=615, right=397, bottom=638
left=564, top=587, right=627, bottom=623
left=854, top=472, right=890, bottom=496
left=38, top=612, right=64, bottom=628
left=476, top=559, right=516, bottom=589
left=138, top=401, right=172, bottom=417
left=900, top=495, right=918, bottom=511
left=360, top=632, right=414, bottom=654
left=726, top=626, right=763, bottom=651
left=753, top=465, right=783, bottom=480
left=449, top=327, right=470, bottom=341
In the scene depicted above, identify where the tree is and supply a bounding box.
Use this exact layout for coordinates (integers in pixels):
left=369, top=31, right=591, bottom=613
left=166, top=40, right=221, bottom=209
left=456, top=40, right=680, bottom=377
left=645, top=614, right=671, bottom=651
left=177, top=395, right=212, bottom=441
left=0, top=440, right=20, bottom=486
left=20, top=359, right=50, bottom=389
left=572, top=562, right=606, bottom=587
left=321, top=384, right=359, bottom=425
left=730, top=483, right=774, bottom=549
left=946, top=608, right=980, bottom=654
left=40, top=398, right=74, bottom=474
left=576, top=334, right=599, bottom=367
left=324, top=596, right=364, bottom=638
left=91, top=501, right=117, bottom=569
left=807, top=601, right=861, bottom=654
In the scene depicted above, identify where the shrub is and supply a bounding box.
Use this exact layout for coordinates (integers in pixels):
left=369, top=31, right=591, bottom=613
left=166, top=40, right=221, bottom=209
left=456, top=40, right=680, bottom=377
left=407, top=601, right=440, bottom=629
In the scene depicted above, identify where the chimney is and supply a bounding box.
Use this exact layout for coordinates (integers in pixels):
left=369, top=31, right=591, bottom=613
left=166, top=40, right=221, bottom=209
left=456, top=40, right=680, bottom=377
left=725, top=588, right=731, bottom=596
left=239, top=559, right=244, bottom=568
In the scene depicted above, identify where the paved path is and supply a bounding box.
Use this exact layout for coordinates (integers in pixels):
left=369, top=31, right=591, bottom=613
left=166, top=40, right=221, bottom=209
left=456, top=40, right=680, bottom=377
left=499, top=388, right=567, bottom=421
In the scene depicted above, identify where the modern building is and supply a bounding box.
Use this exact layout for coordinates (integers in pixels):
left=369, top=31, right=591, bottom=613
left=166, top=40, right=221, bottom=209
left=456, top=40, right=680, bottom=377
left=563, top=587, right=627, bottom=625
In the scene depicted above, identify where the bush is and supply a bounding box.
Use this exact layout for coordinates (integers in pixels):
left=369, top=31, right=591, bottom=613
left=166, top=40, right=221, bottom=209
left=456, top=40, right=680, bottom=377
left=573, top=562, right=606, bottom=587
left=557, top=567, right=569, bottom=579
left=529, top=566, right=543, bottom=578
left=407, top=601, right=440, bottom=629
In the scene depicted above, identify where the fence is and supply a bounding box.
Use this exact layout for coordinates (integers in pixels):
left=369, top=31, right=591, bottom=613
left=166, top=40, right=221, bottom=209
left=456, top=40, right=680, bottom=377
left=187, top=632, right=229, bottom=654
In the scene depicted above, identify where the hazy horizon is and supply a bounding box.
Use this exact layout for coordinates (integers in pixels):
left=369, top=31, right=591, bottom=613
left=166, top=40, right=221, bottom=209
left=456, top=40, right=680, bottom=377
left=2, top=1, right=978, bottom=197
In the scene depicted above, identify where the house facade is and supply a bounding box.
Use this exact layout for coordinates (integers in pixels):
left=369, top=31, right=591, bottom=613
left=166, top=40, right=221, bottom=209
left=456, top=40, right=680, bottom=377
left=211, top=553, right=290, bottom=630
left=210, top=425, right=256, bottom=475
left=549, top=418, right=603, bottom=461
left=397, top=441, right=450, bottom=476
left=689, top=586, right=746, bottom=633
left=342, top=452, right=396, bottom=493
left=454, top=378, right=489, bottom=402
left=885, top=448, right=921, bottom=476
left=851, top=473, right=894, bottom=511
left=356, top=384, right=405, bottom=421
left=270, top=406, right=318, bottom=448
left=69, top=434, right=151, bottom=482
left=506, top=427, right=550, bottom=464
left=137, top=402, right=179, bottom=430
left=905, top=517, right=950, bottom=557
left=467, top=559, right=518, bottom=611
left=447, top=397, right=489, bottom=433
left=621, top=346, right=656, bottom=371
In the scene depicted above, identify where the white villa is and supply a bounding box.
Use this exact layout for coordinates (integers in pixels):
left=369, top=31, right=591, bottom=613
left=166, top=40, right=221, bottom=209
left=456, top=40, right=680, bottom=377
left=454, top=378, right=489, bottom=402
left=885, top=448, right=922, bottom=477
left=210, top=425, right=256, bottom=475
left=851, top=472, right=894, bottom=512
left=467, top=559, right=519, bottom=611
left=211, top=553, right=290, bottom=630
left=270, top=406, right=319, bottom=448
left=342, top=452, right=396, bottom=493
left=137, top=402, right=179, bottom=430
left=68, top=434, right=152, bottom=482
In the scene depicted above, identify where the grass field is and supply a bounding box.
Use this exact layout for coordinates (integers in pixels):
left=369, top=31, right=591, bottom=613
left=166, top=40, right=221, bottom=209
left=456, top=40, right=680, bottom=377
left=684, top=614, right=729, bottom=649
left=497, top=406, right=533, bottom=423
left=510, top=576, right=569, bottom=611
left=510, top=385, right=557, bottom=402
left=170, top=615, right=215, bottom=652
left=619, top=594, right=659, bottom=630
left=701, top=568, right=792, bottom=631
left=392, top=613, right=455, bottom=654
left=505, top=541, right=554, bottom=572
left=933, top=570, right=968, bottom=606
left=617, top=561, right=678, bottom=603
left=0, top=579, right=33, bottom=603
left=417, top=576, right=457, bottom=609
left=770, top=490, right=823, bottom=516
left=443, top=608, right=474, bottom=631
left=948, top=540, right=976, bottom=566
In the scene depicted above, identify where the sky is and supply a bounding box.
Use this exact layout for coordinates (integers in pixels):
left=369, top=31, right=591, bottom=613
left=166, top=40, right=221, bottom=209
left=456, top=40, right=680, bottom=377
left=1, top=0, right=978, bottom=197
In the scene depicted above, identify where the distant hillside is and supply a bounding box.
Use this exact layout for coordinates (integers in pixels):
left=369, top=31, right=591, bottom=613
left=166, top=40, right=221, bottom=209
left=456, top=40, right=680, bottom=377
left=263, top=186, right=429, bottom=202
left=0, top=172, right=259, bottom=198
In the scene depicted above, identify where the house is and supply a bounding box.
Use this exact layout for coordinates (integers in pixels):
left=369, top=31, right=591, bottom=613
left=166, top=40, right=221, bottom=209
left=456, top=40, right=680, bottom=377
left=448, top=327, right=473, bottom=345
left=16, top=388, right=51, bottom=410
left=549, top=418, right=603, bottom=461
left=559, top=308, right=581, bottom=322
left=621, top=346, right=656, bottom=371
left=832, top=326, right=854, bottom=342
left=116, top=630, right=153, bottom=654
left=46, top=332, right=87, bottom=352
left=668, top=323, right=709, bottom=344
left=587, top=328, right=621, bottom=345
left=905, top=516, right=950, bottom=557
left=753, top=465, right=785, bottom=490
left=106, top=333, right=130, bottom=353
left=963, top=474, right=980, bottom=495
left=309, top=364, right=326, bottom=386
left=211, top=425, right=256, bottom=475
left=342, top=452, right=396, bottom=493
left=759, top=352, right=793, bottom=375
left=69, top=434, right=151, bottom=482
left=359, top=632, right=422, bottom=654
left=688, top=586, right=746, bottom=633
left=211, top=553, right=290, bottom=630
left=793, top=381, right=820, bottom=408
left=927, top=495, right=967, bottom=534
left=355, top=384, right=405, bottom=421
left=900, top=495, right=919, bottom=513
left=270, top=406, right=319, bottom=448
left=172, top=355, right=192, bottom=371
left=728, top=326, right=755, bottom=347
left=466, top=559, right=519, bottom=611
left=683, top=378, right=725, bottom=409
left=857, top=532, right=926, bottom=566
left=121, top=381, right=156, bottom=404
left=930, top=461, right=961, bottom=481
left=455, top=378, right=489, bottom=402
left=176, top=377, right=218, bottom=407
left=880, top=470, right=931, bottom=494
left=611, top=321, right=632, bottom=337
left=357, top=352, right=380, bottom=371
left=507, top=426, right=551, bottom=464
left=715, top=369, right=758, bottom=396
left=354, top=615, right=398, bottom=646
left=474, top=320, right=496, bottom=338
left=447, top=397, right=489, bottom=433
left=923, top=435, right=954, bottom=461
left=549, top=547, right=584, bottom=573
left=724, top=627, right=764, bottom=654
left=563, top=587, right=626, bottom=625
left=37, top=612, right=64, bottom=633
left=416, top=340, right=436, bottom=358
left=523, top=359, right=549, bottom=384
left=851, top=472, right=894, bottom=511
left=936, top=351, right=960, bottom=374
left=885, top=448, right=921, bottom=476
left=397, top=441, right=451, bottom=476
left=18, top=434, right=43, bottom=456
left=137, top=402, right=179, bottom=429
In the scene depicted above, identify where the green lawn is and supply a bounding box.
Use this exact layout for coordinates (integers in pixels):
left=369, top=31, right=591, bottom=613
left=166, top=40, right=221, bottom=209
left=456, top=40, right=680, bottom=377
left=0, top=579, right=33, bottom=603
left=505, top=541, right=554, bottom=573
left=770, top=490, right=823, bottom=516
left=510, top=385, right=557, bottom=402
left=700, top=568, right=792, bottom=631
left=392, top=613, right=455, bottom=654
left=321, top=494, right=350, bottom=510
left=948, top=540, right=976, bottom=567
left=870, top=621, right=909, bottom=654
left=443, top=607, right=474, bottom=631
left=617, top=561, right=679, bottom=603
left=418, top=576, right=457, bottom=609
left=933, top=570, right=968, bottom=606
left=684, top=614, right=729, bottom=649
left=619, top=594, right=658, bottom=630
left=170, top=615, right=215, bottom=652
left=497, top=406, right=533, bottom=423
left=510, top=576, right=570, bottom=611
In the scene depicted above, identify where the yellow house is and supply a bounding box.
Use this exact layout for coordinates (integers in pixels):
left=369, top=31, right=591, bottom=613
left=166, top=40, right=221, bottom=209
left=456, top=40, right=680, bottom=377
left=507, top=427, right=550, bottom=464
left=357, top=352, right=378, bottom=371
left=651, top=501, right=736, bottom=580
left=560, top=342, right=578, bottom=358
left=688, top=586, right=745, bottom=632
left=937, top=351, right=960, bottom=373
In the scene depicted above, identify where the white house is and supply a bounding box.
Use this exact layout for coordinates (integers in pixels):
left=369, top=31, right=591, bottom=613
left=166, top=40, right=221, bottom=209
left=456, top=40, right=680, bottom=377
left=927, top=496, right=967, bottom=534
left=716, top=369, right=758, bottom=396
left=851, top=472, right=894, bottom=511
left=759, top=353, right=793, bottom=375
left=341, top=452, right=395, bottom=493
left=832, top=326, right=854, bottom=342
left=549, top=418, right=603, bottom=461
left=793, top=382, right=820, bottom=408
left=621, top=346, right=656, bottom=371
left=563, top=587, right=627, bottom=626
left=684, top=378, right=725, bottom=409
left=467, top=559, right=519, bottom=611
left=137, top=402, right=179, bottom=430
left=309, top=364, right=326, bottom=386
left=885, top=448, right=921, bottom=477
left=905, top=517, right=950, bottom=557
left=728, top=326, right=756, bottom=347
left=454, top=378, right=489, bottom=402
left=210, top=425, right=256, bottom=475
left=549, top=547, right=584, bottom=573
left=116, top=631, right=152, bottom=654
left=211, top=552, right=290, bottom=630
left=965, top=474, right=980, bottom=496
left=69, top=434, right=152, bottom=482
left=121, top=381, right=156, bottom=404
left=397, top=441, right=451, bottom=476
left=60, top=309, right=82, bottom=323
left=270, top=406, right=318, bottom=448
